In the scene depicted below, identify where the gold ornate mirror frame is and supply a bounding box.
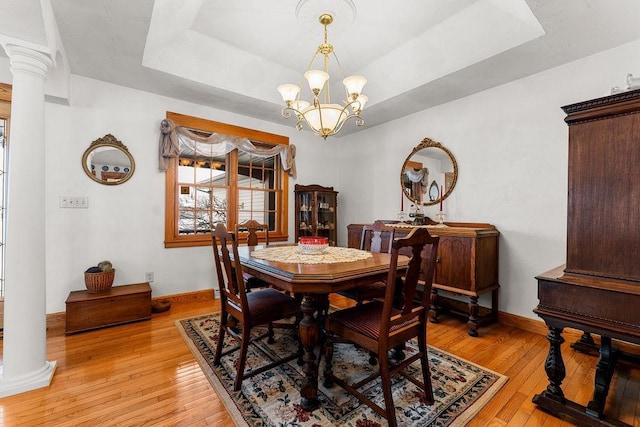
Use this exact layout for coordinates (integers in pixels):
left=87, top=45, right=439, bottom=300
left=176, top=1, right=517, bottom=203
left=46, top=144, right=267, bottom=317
left=82, top=134, right=135, bottom=185
left=400, top=137, right=458, bottom=206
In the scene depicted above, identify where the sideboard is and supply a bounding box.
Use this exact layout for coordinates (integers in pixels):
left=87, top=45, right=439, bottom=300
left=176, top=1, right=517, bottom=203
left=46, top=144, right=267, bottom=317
left=347, top=221, right=499, bottom=336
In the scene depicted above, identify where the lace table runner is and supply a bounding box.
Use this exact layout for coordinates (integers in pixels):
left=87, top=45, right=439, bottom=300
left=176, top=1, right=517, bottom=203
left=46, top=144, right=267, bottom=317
left=250, top=246, right=372, bottom=264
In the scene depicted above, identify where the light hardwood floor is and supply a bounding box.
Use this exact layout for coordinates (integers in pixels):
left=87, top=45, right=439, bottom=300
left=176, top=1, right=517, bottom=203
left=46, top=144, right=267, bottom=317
left=0, top=292, right=638, bottom=426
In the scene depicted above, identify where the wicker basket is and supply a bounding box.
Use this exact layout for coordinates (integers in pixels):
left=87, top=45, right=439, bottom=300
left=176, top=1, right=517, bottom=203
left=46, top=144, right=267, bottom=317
left=84, top=270, right=115, bottom=293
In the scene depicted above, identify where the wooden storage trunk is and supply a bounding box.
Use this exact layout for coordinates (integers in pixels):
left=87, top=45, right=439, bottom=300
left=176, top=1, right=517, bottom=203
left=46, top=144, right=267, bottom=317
left=65, top=282, right=151, bottom=335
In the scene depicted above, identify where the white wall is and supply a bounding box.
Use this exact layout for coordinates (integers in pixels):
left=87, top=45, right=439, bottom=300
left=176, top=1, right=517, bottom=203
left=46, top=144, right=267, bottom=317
left=337, top=38, right=640, bottom=319
left=2, top=37, right=640, bottom=317
left=0, top=67, right=339, bottom=313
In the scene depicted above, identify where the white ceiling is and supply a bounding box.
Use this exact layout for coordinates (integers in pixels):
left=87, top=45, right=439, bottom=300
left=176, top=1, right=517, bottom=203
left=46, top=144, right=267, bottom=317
left=27, top=0, right=640, bottom=135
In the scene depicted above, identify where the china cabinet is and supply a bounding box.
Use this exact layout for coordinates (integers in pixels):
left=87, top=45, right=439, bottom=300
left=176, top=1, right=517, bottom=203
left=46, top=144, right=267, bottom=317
left=295, top=184, right=338, bottom=246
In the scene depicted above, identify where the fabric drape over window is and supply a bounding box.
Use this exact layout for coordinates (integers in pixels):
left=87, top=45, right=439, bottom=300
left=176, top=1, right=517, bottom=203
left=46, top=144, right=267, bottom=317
left=404, top=167, right=428, bottom=186
left=159, top=118, right=296, bottom=177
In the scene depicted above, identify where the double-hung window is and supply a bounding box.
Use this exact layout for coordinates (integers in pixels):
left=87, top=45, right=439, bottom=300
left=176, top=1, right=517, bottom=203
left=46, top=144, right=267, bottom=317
left=164, top=112, right=290, bottom=248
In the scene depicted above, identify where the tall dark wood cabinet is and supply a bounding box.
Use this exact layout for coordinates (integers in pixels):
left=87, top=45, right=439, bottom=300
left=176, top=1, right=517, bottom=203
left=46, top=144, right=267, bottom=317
left=295, top=184, right=338, bottom=246
left=533, top=90, right=640, bottom=426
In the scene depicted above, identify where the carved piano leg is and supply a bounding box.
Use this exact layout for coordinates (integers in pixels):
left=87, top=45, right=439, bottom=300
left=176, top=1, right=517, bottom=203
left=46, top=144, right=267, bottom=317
left=429, top=288, right=439, bottom=323
left=543, top=326, right=566, bottom=401
left=298, top=294, right=320, bottom=411
left=467, top=296, right=479, bottom=337
left=587, top=336, right=617, bottom=418
left=533, top=327, right=632, bottom=426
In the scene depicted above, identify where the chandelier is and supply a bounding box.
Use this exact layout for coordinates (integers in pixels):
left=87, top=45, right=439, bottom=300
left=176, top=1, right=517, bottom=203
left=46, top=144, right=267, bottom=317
left=277, top=13, right=368, bottom=139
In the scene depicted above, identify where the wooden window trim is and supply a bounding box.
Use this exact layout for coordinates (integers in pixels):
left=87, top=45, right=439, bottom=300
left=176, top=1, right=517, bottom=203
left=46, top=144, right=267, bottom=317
left=164, top=112, right=289, bottom=248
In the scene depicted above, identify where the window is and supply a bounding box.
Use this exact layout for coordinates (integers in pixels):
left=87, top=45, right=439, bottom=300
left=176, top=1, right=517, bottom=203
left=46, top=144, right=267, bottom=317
left=0, top=83, right=10, bottom=296
left=164, top=112, right=289, bottom=248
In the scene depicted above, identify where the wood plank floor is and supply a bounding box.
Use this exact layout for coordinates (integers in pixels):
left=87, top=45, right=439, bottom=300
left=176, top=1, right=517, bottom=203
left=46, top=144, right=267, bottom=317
left=0, top=293, right=638, bottom=426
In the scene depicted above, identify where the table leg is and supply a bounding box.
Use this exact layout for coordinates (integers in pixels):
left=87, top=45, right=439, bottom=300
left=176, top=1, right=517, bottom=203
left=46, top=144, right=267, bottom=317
left=429, top=288, right=439, bottom=323
left=298, top=294, right=320, bottom=411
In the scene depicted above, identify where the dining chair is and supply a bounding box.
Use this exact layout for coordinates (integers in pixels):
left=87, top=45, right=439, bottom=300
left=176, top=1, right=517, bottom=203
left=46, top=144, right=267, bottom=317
left=236, top=219, right=270, bottom=246
left=338, top=220, right=397, bottom=304
left=323, top=227, right=440, bottom=427
left=235, top=219, right=272, bottom=290
left=211, top=223, right=302, bottom=391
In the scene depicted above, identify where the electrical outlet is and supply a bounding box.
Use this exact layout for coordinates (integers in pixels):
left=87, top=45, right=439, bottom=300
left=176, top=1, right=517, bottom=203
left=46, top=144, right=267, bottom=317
left=60, top=196, right=88, bottom=208
left=145, top=272, right=154, bottom=282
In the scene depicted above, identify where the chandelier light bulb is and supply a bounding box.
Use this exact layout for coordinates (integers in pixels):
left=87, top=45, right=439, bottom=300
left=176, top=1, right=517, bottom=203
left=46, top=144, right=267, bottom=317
left=304, top=70, right=329, bottom=93
left=353, top=94, right=368, bottom=112
left=292, top=100, right=310, bottom=112
left=343, top=75, right=367, bottom=97
left=277, top=84, right=300, bottom=103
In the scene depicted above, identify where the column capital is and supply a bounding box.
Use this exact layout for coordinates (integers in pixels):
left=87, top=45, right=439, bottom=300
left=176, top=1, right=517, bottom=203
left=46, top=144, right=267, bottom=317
left=3, top=44, right=53, bottom=80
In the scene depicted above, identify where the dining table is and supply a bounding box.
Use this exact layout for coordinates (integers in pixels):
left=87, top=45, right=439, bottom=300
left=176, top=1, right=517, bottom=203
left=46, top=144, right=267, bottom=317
left=231, top=244, right=409, bottom=411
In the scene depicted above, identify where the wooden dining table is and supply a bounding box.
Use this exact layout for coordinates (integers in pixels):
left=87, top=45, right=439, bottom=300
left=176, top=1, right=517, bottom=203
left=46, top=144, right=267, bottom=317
left=231, top=244, right=409, bottom=411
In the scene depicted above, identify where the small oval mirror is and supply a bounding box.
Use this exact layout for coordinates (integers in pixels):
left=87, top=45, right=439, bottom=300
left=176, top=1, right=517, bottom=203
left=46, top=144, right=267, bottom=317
left=82, top=134, right=135, bottom=185
left=401, top=137, right=458, bottom=206
left=428, top=180, right=439, bottom=201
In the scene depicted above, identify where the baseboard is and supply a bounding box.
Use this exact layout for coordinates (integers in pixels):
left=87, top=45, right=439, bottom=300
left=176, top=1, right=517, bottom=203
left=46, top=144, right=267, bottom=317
left=498, top=310, right=584, bottom=342
left=151, top=289, right=216, bottom=304
left=39, top=289, right=580, bottom=342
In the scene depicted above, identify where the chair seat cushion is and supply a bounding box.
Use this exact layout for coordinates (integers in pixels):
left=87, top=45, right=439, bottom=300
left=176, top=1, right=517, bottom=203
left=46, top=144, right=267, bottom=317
left=327, top=301, right=417, bottom=341
left=247, top=288, right=299, bottom=324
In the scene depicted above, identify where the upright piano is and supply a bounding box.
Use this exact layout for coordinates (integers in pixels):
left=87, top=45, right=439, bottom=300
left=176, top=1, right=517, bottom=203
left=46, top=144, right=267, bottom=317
left=533, top=89, right=640, bottom=426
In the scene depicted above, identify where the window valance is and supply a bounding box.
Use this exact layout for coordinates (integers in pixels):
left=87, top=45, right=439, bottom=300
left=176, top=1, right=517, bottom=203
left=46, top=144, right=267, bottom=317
left=404, top=167, right=428, bottom=185
left=159, top=118, right=296, bottom=177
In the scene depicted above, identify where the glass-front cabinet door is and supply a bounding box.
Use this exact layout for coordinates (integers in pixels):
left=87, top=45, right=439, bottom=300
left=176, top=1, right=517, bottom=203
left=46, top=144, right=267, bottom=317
left=294, top=184, right=338, bottom=246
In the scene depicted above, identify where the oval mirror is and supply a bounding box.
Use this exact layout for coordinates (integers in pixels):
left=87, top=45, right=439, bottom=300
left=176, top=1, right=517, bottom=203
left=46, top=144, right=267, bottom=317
left=401, top=137, right=458, bottom=206
left=82, top=134, right=135, bottom=185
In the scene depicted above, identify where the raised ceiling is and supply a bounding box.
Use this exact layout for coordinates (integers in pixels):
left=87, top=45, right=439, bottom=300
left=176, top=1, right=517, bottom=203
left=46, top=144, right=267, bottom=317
left=21, top=1, right=640, bottom=135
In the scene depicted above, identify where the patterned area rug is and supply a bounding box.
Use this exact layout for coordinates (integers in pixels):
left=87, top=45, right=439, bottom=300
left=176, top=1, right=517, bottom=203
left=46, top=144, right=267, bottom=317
left=176, top=313, right=507, bottom=426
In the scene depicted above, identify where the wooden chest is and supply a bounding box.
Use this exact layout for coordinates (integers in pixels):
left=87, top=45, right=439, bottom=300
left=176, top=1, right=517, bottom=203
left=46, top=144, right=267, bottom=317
left=65, top=282, right=152, bottom=335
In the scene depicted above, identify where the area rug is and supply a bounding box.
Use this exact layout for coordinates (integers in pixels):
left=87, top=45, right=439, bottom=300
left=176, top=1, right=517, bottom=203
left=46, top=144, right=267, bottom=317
left=176, top=313, right=507, bottom=426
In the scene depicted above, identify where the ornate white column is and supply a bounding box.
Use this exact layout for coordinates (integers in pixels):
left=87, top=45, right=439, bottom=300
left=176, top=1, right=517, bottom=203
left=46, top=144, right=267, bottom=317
left=0, top=44, right=56, bottom=397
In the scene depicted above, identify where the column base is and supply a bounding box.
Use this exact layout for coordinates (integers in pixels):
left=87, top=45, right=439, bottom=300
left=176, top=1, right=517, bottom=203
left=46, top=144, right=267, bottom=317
left=0, top=360, right=57, bottom=398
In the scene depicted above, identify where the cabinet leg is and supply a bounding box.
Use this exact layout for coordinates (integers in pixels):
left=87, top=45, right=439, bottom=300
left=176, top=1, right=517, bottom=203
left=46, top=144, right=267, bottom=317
left=586, top=336, right=616, bottom=418
left=544, top=326, right=566, bottom=401
left=429, top=288, right=439, bottom=323
left=491, top=288, right=499, bottom=322
left=467, top=296, right=479, bottom=337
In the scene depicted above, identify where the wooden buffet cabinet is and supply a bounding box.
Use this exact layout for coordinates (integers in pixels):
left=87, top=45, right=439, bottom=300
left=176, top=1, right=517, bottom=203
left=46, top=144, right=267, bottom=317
left=347, top=220, right=499, bottom=336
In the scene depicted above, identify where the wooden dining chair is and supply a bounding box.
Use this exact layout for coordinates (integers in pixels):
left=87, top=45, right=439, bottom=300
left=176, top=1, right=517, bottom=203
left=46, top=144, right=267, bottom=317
left=323, top=227, right=440, bottom=427
left=211, top=223, right=302, bottom=391
left=338, top=220, right=397, bottom=304
left=236, top=219, right=270, bottom=246
left=235, top=219, right=271, bottom=291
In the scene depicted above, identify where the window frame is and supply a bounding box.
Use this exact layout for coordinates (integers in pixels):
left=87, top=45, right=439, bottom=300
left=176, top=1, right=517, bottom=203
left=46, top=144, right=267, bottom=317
left=164, top=111, right=289, bottom=248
